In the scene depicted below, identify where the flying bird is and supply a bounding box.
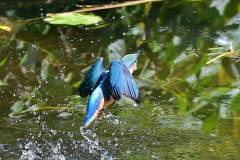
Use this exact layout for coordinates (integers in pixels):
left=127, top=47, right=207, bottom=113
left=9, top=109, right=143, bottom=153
left=79, top=43, right=147, bottom=127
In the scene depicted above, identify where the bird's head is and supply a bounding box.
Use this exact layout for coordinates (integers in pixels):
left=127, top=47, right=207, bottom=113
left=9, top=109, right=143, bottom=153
left=121, top=42, right=147, bottom=73
left=121, top=53, right=138, bottom=67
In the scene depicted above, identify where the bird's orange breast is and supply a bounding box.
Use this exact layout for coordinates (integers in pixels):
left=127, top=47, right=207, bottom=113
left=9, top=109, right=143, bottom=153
left=104, top=96, right=114, bottom=107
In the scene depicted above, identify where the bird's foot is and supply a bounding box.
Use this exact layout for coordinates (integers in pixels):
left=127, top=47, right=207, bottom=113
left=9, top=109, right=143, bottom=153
left=97, top=109, right=105, bottom=121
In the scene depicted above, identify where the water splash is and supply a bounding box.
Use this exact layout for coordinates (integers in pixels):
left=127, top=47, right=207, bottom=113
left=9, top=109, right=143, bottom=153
left=80, top=126, right=114, bottom=159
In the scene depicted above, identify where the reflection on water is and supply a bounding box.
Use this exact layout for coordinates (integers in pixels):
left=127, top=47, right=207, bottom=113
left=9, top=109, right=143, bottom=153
left=0, top=1, right=240, bottom=159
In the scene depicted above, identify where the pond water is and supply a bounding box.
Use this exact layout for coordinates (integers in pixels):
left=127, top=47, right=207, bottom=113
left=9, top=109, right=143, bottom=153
left=0, top=1, right=240, bottom=159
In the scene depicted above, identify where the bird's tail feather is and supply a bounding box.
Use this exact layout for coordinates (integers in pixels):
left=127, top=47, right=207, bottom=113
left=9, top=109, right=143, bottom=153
left=83, top=86, right=104, bottom=128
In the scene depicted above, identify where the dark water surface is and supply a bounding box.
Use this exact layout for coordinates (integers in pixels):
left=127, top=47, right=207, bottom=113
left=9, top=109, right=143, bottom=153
left=0, top=1, right=240, bottom=159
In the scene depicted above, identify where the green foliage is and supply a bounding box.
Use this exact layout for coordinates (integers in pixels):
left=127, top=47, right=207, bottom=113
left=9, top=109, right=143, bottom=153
left=9, top=100, right=26, bottom=118
left=44, top=13, right=103, bottom=26
left=20, top=44, right=38, bottom=72
left=230, top=93, right=240, bottom=113
left=40, top=57, right=49, bottom=80
left=0, top=55, right=8, bottom=67
left=203, top=113, right=218, bottom=132
left=58, top=112, right=73, bottom=119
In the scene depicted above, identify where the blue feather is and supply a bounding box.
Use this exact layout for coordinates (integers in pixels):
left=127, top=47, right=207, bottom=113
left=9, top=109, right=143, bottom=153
left=83, top=86, right=104, bottom=127
left=108, top=60, right=140, bottom=103
left=79, top=58, right=105, bottom=97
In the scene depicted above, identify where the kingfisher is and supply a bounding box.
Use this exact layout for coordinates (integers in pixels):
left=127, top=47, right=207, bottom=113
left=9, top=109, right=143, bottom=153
left=79, top=43, right=147, bottom=127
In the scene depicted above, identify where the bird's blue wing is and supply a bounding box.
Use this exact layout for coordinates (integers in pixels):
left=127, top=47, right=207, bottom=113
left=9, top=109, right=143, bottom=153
left=83, top=86, right=104, bottom=127
left=79, top=57, right=106, bottom=97
left=108, top=60, right=140, bottom=103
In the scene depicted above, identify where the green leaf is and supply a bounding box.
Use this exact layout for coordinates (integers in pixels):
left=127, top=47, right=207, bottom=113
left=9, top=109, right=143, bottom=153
left=9, top=100, right=26, bottom=118
left=72, top=80, right=82, bottom=88
left=230, top=93, right=240, bottom=113
left=64, top=72, right=73, bottom=82
left=0, top=24, right=11, bottom=32
left=0, top=79, right=7, bottom=86
left=44, top=13, right=103, bottom=26
left=58, top=112, right=72, bottom=119
left=175, top=93, right=188, bottom=114
left=20, top=45, right=38, bottom=72
left=188, top=101, right=208, bottom=114
left=10, top=100, right=24, bottom=113
left=210, top=0, right=229, bottom=15
left=0, top=55, right=8, bottom=67
left=40, top=57, right=49, bottom=81
left=203, top=113, right=217, bottom=132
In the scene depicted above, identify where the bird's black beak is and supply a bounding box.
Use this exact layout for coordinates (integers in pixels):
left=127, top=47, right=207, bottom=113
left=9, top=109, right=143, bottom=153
left=136, top=42, right=148, bottom=57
